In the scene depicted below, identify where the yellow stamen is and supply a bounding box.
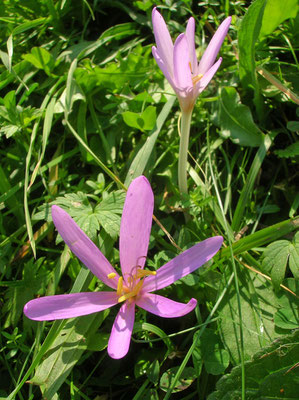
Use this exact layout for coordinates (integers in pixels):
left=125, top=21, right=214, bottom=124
left=117, top=276, right=123, bottom=296
left=136, top=269, right=156, bottom=279
left=107, top=272, right=116, bottom=279
left=192, top=74, right=203, bottom=85
left=118, top=280, right=143, bottom=303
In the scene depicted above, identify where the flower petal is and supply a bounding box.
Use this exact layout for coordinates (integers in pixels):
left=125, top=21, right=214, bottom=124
left=198, top=16, right=231, bottom=75
left=108, top=301, right=135, bottom=359
left=119, top=176, right=154, bottom=281
left=152, top=46, right=177, bottom=90
left=142, top=236, right=223, bottom=292
left=136, top=293, right=197, bottom=318
left=23, top=292, right=119, bottom=321
left=152, top=7, right=174, bottom=76
left=52, top=205, right=119, bottom=290
left=185, top=17, right=198, bottom=76
left=195, top=58, right=222, bottom=97
left=173, top=33, right=193, bottom=89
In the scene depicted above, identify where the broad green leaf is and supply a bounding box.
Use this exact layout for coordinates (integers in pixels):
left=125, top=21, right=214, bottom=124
left=86, top=332, right=109, bottom=351
left=274, top=278, right=299, bottom=330
left=194, top=329, right=230, bottom=375
left=218, top=269, right=278, bottom=365
left=31, top=310, right=109, bottom=399
left=122, top=105, right=157, bottom=132
left=208, top=330, right=299, bottom=400
left=238, top=0, right=266, bottom=89
left=159, top=366, right=196, bottom=393
left=218, top=87, right=263, bottom=147
left=262, top=231, right=299, bottom=289
left=259, top=0, right=298, bottom=38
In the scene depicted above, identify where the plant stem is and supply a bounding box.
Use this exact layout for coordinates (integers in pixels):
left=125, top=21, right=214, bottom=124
left=178, top=109, right=192, bottom=194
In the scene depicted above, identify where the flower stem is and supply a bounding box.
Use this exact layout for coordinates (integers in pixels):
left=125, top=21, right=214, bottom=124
left=178, top=109, right=192, bottom=194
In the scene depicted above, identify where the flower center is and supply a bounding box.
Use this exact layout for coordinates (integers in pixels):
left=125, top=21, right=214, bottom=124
left=189, top=62, right=203, bottom=86
left=108, top=267, right=156, bottom=303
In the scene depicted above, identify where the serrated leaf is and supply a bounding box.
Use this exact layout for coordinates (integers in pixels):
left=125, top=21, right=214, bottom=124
left=159, top=366, right=196, bottom=393
left=94, top=190, right=126, bottom=238
left=35, top=191, right=125, bottom=241
left=208, top=330, right=299, bottom=400
left=262, top=232, right=299, bottom=289
left=218, top=87, right=263, bottom=147
left=274, top=141, right=299, bottom=158
left=218, top=269, right=278, bottom=365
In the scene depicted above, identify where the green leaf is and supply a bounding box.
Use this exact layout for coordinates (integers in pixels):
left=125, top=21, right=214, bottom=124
left=159, top=366, right=196, bottom=393
left=36, top=190, right=125, bottom=240
left=31, top=310, right=109, bottom=399
left=22, top=47, right=56, bottom=75
left=262, top=232, right=299, bottom=289
left=94, top=190, right=126, bottom=238
left=274, top=142, right=299, bottom=158
left=259, top=0, right=298, bottom=38
left=218, top=87, right=264, bottom=147
left=194, top=329, right=230, bottom=375
left=208, top=330, right=299, bottom=400
left=218, top=269, right=278, bottom=365
left=122, top=106, right=157, bottom=132
left=274, top=278, right=299, bottom=330
left=124, top=96, right=175, bottom=185
left=86, top=332, right=109, bottom=351
left=238, top=0, right=267, bottom=89
left=147, top=360, right=160, bottom=385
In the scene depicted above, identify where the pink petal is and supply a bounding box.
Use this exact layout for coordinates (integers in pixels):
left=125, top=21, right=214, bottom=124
left=142, top=236, right=223, bottom=292
left=23, top=292, right=119, bottom=321
left=52, top=205, right=119, bottom=290
left=173, top=33, right=193, bottom=89
left=195, top=58, right=222, bottom=97
left=108, top=301, right=135, bottom=359
left=136, top=293, right=197, bottom=318
left=198, top=16, right=231, bottom=75
left=152, top=46, right=177, bottom=89
left=185, top=17, right=198, bottom=76
left=119, top=176, right=154, bottom=282
left=152, top=7, right=174, bottom=76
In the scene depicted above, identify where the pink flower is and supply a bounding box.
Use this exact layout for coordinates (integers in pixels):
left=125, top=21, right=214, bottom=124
left=24, top=176, right=223, bottom=359
left=152, top=7, right=231, bottom=112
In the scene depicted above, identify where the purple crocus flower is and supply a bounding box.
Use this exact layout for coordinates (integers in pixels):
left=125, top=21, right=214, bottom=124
left=152, top=7, right=231, bottom=112
left=24, top=176, right=223, bottom=359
